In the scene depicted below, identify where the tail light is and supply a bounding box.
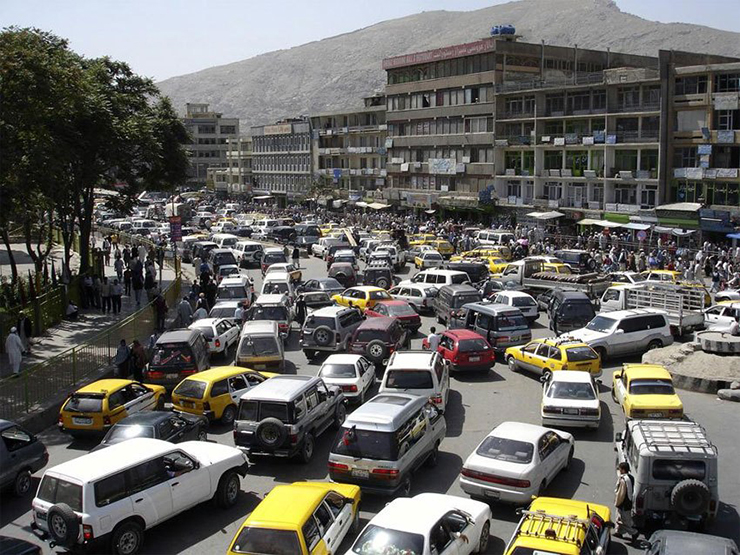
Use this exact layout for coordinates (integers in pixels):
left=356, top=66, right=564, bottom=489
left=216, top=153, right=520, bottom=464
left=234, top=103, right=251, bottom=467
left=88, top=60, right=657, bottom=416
left=561, top=364, right=568, bottom=370
left=461, top=468, right=530, bottom=488
left=148, top=371, right=164, bottom=379
left=431, top=394, right=443, bottom=405
left=82, top=525, right=93, bottom=541
left=214, top=339, right=221, bottom=348
left=542, top=406, right=561, bottom=414
left=496, top=336, right=509, bottom=344
left=341, top=385, right=358, bottom=392
left=452, top=354, right=459, bottom=364
left=181, top=368, right=197, bottom=375
left=103, top=415, right=111, bottom=426
left=203, top=402, right=210, bottom=411
left=290, top=434, right=299, bottom=444
left=581, top=408, right=599, bottom=415
left=371, top=468, right=399, bottom=479
left=57, top=415, right=63, bottom=426
left=328, top=462, right=349, bottom=473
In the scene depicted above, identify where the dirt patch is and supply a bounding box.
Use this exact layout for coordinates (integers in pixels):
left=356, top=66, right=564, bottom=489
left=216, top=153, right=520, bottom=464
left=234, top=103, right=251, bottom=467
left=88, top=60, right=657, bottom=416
left=642, top=341, right=740, bottom=384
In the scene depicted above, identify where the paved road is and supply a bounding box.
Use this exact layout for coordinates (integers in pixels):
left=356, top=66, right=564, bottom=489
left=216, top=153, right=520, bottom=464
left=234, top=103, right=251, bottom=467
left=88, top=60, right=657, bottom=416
left=2, top=253, right=738, bottom=555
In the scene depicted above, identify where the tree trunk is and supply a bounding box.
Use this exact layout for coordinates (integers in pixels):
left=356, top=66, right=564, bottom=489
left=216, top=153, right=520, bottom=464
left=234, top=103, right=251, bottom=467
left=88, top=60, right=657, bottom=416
left=1, top=227, right=19, bottom=283
left=77, top=187, right=95, bottom=274
left=23, top=217, right=41, bottom=273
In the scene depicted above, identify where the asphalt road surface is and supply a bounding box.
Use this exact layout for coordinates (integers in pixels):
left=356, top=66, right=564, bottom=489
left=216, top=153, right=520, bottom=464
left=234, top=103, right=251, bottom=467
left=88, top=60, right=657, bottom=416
left=2, top=253, right=738, bottom=555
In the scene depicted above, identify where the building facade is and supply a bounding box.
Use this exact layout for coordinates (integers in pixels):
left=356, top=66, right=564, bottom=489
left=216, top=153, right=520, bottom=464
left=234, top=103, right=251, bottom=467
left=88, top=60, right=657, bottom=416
left=251, top=118, right=312, bottom=205
left=182, top=103, right=239, bottom=188
left=207, top=136, right=253, bottom=196
left=310, top=95, right=387, bottom=199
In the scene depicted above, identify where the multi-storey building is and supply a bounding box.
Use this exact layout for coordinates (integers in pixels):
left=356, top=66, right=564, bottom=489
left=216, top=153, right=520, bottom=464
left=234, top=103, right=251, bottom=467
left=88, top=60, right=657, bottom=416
left=310, top=94, right=387, bottom=199
left=182, top=103, right=239, bottom=188
left=207, top=136, right=253, bottom=196
left=251, top=118, right=312, bottom=206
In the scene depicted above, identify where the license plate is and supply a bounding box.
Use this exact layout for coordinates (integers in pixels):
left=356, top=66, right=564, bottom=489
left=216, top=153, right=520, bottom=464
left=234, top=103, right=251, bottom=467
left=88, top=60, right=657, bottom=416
left=563, top=408, right=579, bottom=415
left=166, top=373, right=179, bottom=380
left=72, top=417, right=92, bottom=425
left=469, top=356, right=480, bottom=362
left=484, top=490, right=500, bottom=499
left=183, top=401, right=195, bottom=408
left=351, top=469, right=369, bottom=479
left=648, top=412, right=663, bottom=418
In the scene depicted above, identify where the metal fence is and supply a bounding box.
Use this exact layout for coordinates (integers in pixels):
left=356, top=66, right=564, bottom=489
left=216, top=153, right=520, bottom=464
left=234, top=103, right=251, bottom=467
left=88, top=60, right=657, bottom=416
left=0, top=273, right=181, bottom=421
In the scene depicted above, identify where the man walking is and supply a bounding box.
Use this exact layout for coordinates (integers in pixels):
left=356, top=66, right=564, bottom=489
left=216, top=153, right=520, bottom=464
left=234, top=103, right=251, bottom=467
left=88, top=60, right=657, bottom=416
left=113, top=339, right=130, bottom=378
left=426, top=326, right=441, bottom=352
left=177, top=296, right=193, bottom=327
left=292, top=244, right=301, bottom=269
left=5, top=327, right=24, bottom=377
left=131, top=339, right=147, bottom=382
left=110, top=278, right=123, bottom=315
left=154, top=292, right=168, bottom=332
left=614, top=462, right=638, bottom=542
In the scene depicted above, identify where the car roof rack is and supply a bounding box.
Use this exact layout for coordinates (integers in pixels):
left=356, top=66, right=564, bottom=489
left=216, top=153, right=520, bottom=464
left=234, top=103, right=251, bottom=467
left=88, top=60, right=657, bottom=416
left=632, top=420, right=717, bottom=455
left=517, top=509, right=589, bottom=546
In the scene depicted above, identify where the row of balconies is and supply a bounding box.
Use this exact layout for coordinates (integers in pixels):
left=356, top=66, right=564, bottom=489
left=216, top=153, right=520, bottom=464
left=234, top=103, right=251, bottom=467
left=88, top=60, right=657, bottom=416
left=497, top=168, right=657, bottom=180
left=316, top=168, right=387, bottom=177
left=673, top=167, right=740, bottom=180
left=317, top=124, right=387, bottom=136
left=498, top=102, right=660, bottom=121
left=496, top=131, right=659, bottom=146
left=317, top=146, right=386, bottom=155
left=385, top=162, right=494, bottom=175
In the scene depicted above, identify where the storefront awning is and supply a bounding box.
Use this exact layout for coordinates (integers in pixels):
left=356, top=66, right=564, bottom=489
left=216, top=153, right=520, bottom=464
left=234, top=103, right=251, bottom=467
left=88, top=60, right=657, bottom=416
left=527, top=211, right=565, bottom=220
left=656, top=202, right=702, bottom=213
left=368, top=202, right=391, bottom=210
left=726, top=233, right=740, bottom=240
left=425, top=209, right=436, bottom=215
left=253, top=195, right=274, bottom=200
left=577, top=218, right=622, bottom=228
left=355, top=201, right=368, bottom=208
left=654, top=226, right=697, bottom=236
left=621, top=223, right=652, bottom=231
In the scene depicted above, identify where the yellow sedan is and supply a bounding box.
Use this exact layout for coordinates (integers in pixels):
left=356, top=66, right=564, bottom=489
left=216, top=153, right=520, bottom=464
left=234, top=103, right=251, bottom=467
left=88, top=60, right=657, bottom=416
left=612, top=363, right=684, bottom=419
left=332, top=286, right=392, bottom=310
left=505, top=338, right=602, bottom=377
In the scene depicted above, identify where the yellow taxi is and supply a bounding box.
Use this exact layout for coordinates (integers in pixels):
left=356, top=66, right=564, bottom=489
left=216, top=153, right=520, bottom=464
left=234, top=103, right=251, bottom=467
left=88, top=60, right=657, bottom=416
left=642, top=270, right=711, bottom=305
left=505, top=338, right=602, bottom=378
left=227, top=482, right=361, bottom=555
left=58, top=379, right=166, bottom=436
left=171, top=366, right=277, bottom=425
left=319, top=223, right=339, bottom=237
left=608, top=271, right=644, bottom=286
left=429, top=239, right=454, bottom=257
left=332, top=286, right=392, bottom=310
left=611, top=363, right=684, bottom=419
left=408, top=233, right=437, bottom=244
left=504, top=497, right=612, bottom=555
left=451, top=247, right=505, bottom=261
left=543, top=262, right=572, bottom=274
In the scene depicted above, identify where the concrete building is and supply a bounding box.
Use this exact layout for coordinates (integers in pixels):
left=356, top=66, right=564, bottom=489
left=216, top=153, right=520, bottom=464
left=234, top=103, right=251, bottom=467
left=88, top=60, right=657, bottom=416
left=251, top=118, right=312, bottom=206
left=182, top=103, right=239, bottom=188
left=208, top=136, right=253, bottom=196
left=310, top=95, right=387, bottom=200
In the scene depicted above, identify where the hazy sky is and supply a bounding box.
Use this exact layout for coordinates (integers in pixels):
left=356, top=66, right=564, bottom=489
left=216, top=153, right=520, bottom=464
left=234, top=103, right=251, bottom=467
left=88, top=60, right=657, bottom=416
left=1, top=0, right=738, bottom=81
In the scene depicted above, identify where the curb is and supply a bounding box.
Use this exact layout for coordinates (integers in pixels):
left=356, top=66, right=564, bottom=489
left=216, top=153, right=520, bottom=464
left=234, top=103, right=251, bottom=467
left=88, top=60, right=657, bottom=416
left=668, top=370, right=734, bottom=394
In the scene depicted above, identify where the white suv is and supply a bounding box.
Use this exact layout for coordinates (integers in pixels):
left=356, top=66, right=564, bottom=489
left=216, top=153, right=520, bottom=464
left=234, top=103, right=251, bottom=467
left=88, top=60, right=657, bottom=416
left=379, top=351, right=451, bottom=412
left=32, top=438, right=248, bottom=555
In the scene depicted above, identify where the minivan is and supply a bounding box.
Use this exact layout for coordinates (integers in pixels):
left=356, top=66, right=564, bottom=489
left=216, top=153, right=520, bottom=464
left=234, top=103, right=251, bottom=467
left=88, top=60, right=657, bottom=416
left=401, top=269, right=471, bottom=291
left=261, top=247, right=288, bottom=274
left=328, top=393, right=446, bottom=496
left=548, top=290, right=596, bottom=335
left=450, top=302, right=532, bottom=353
left=261, top=272, right=297, bottom=300
left=207, top=248, right=238, bottom=273
left=235, top=321, right=285, bottom=371
left=433, top=284, right=482, bottom=325
left=247, top=294, right=293, bottom=338
left=145, top=329, right=210, bottom=388
left=232, top=240, right=264, bottom=268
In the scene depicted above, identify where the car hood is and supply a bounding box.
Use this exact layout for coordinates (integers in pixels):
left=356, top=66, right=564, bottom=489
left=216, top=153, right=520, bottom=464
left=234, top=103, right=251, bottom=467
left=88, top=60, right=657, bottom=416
left=569, top=328, right=607, bottom=343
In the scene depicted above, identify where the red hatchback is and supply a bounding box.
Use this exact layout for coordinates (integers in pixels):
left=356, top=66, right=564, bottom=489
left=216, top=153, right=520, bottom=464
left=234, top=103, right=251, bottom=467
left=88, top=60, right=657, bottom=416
left=423, top=329, right=494, bottom=372
left=365, top=300, right=422, bottom=334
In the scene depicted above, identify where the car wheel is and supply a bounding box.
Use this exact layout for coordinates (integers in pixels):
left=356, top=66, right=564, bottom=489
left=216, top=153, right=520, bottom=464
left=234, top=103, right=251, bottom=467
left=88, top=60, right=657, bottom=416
left=507, top=356, right=518, bottom=372
left=350, top=504, right=361, bottom=534
left=376, top=277, right=390, bottom=290
left=313, top=326, right=333, bottom=347
left=111, top=520, right=144, bottom=555
left=611, top=387, right=618, bottom=403
left=197, top=429, right=208, bottom=441
left=595, top=347, right=607, bottom=362
left=47, top=503, right=79, bottom=547
left=565, top=446, right=574, bottom=470
left=542, top=369, right=552, bottom=382
left=476, top=520, right=490, bottom=554
left=220, top=405, right=237, bottom=426
left=333, top=403, right=347, bottom=429
left=426, top=442, right=439, bottom=467
left=11, top=469, right=32, bottom=497
left=155, top=396, right=165, bottom=411
left=299, top=432, right=315, bottom=464
left=366, top=340, right=388, bottom=363
left=215, top=470, right=240, bottom=509
left=647, top=339, right=663, bottom=351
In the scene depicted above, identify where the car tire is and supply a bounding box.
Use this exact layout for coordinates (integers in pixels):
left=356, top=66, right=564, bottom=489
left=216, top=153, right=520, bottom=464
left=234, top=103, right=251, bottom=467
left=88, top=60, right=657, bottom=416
left=155, top=396, right=165, bottom=411
left=197, top=429, right=208, bottom=441
left=215, top=470, right=240, bottom=509
left=366, top=340, right=388, bottom=363
left=221, top=405, right=237, bottom=426
left=671, top=479, right=711, bottom=517
left=542, top=369, right=552, bottom=382
left=595, top=347, right=607, bottom=362
left=350, top=504, right=361, bottom=534
left=313, top=326, right=333, bottom=347
left=299, top=432, right=315, bottom=464
left=110, top=520, right=144, bottom=555
left=426, top=442, right=439, bottom=467
left=256, top=417, right=288, bottom=449
left=476, top=520, right=490, bottom=554
left=12, top=469, right=32, bottom=497
left=47, top=503, right=79, bottom=547
left=537, top=480, right=547, bottom=497
left=611, top=387, right=618, bottom=403
left=333, top=403, right=347, bottom=429
left=507, top=356, right=518, bottom=372
left=647, top=339, right=663, bottom=351
left=565, top=446, right=574, bottom=470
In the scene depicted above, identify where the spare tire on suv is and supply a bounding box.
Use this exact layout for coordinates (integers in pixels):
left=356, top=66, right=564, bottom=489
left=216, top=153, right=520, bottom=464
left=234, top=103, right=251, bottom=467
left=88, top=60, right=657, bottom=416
left=256, top=417, right=287, bottom=449
left=366, top=340, right=389, bottom=364
left=671, top=479, right=711, bottom=517
left=46, top=503, right=79, bottom=547
left=313, top=326, right=333, bottom=347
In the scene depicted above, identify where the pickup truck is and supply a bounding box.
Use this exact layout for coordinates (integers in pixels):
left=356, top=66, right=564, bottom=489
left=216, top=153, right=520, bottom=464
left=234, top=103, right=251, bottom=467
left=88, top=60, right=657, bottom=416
left=600, top=283, right=705, bottom=335
left=492, top=259, right=611, bottom=299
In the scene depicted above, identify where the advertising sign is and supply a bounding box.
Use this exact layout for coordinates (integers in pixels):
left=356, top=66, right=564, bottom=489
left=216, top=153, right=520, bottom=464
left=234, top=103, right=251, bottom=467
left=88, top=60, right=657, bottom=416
left=169, top=216, right=182, bottom=242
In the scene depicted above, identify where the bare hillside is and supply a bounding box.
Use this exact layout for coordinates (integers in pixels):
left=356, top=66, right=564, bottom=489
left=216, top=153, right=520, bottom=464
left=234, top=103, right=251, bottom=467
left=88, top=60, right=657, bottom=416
left=157, top=0, right=740, bottom=127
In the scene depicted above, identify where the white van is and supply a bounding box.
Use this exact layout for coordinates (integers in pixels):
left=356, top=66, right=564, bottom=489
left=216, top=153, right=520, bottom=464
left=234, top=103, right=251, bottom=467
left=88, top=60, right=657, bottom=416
left=252, top=219, right=280, bottom=239
left=378, top=351, right=451, bottom=413
left=131, top=219, right=158, bottom=231
left=476, top=229, right=515, bottom=248
left=211, top=233, right=239, bottom=250
left=400, top=269, right=471, bottom=290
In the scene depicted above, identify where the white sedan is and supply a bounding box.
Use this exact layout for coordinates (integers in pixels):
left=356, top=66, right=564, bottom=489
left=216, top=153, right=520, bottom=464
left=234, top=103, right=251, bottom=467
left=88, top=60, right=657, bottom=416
left=318, top=354, right=375, bottom=403
left=459, top=421, right=574, bottom=504
left=491, top=291, right=539, bottom=324
left=541, top=371, right=601, bottom=429
left=188, top=318, right=239, bottom=356
left=388, top=284, right=438, bottom=313
left=346, top=492, right=491, bottom=555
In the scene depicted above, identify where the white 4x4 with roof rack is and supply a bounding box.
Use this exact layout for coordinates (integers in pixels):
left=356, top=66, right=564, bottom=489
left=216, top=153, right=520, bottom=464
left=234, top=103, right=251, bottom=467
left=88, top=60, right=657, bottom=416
left=614, top=418, right=719, bottom=531
left=31, top=438, right=248, bottom=555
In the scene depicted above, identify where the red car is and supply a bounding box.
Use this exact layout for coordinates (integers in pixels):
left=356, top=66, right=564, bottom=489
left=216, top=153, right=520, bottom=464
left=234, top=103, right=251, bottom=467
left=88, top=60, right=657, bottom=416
left=364, top=300, right=421, bottom=334
left=422, top=329, right=494, bottom=372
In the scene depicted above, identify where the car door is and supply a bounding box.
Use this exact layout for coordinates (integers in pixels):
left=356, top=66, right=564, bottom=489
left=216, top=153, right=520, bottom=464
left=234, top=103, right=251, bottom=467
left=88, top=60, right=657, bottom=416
left=0, top=425, right=34, bottom=486
left=165, top=451, right=211, bottom=514
left=443, top=510, right=477, bottom=555
left=614, top=372, right=628, bottom=407
left=228, top=374, right=251, bottom=404
left=518, top=342, right=540, bottom=373
left=322, top=493, right=354, bottom=550
left=543, top=432, right=568, bottom=482
left=434, top=355, right=450, bottom=407
left=129, top=383, right=157, bottom=412
left=438, top=334, right=454, bottom=360
left=127, top=457, right=174, bottom=526
left=312, top=501, right=341, bottom=553
left=359, top=358, right=375, bottom=393
left=611, top=318, right=638, bottom=356
left=306, top=384, right=331, bottom=434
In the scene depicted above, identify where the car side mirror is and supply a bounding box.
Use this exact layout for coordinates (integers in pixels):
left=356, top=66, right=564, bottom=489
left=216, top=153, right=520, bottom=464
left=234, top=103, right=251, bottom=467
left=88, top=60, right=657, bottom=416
left=343, top=496, right=355, bottom=506
left=615, top=432, right=623, bottom=443
left=615, top=329, right=624, bottom=335
left=539, top=374, right=549, bottom=384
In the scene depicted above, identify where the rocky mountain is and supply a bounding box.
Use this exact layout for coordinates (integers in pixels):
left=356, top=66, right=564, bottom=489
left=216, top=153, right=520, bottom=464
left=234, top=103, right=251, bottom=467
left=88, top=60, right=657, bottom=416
left=157, top=0, right=740, bottom=128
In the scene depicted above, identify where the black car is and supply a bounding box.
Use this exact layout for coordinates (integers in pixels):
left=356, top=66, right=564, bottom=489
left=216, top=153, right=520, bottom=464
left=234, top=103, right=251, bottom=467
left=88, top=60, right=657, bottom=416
left=268, top=226, right=297, bottom=244
left=0, top=419, right=48, bottom=497
left=299, top=277, right=345, bottom=296
left=296, top=235, right=319, bottom=251
left=363, top=261, right=395, bottom=290
left=94, top=412, right=207, bottom=450
left=446, top=261, right=490, bottom=284
left=234, top=225, right=253, bottom=237
left=294, top=224, right=321, bottom=237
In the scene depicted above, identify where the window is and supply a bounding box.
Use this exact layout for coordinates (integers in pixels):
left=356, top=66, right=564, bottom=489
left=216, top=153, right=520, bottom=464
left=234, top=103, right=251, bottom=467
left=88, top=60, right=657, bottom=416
left=545, top=94, right=565, bottom=115
left=614, top=150, right=638, bottom=172
left=567, top=91, right=591, bottom=113
left=640, top=149, right=659, bottom=173
left=305, top=388, right=320, bottom=410
left=652, top=460, right=706, bottom=480
left=302, top=518, right=321, bottom=552
left=229, top=375, right=248, bottom=391
left=641, top=185, right=658, bottom=208
left=715, top=109, right=739, bottom=131
left=37, top=476, right=83, bottom=512
left=673, top=147, right=697, bottom=168
left=314, top=503, right=334, bottom=534
left=643, top=85, right=660, bottom=106
left=1, top=425, right=32, bottom=452
left=544, top=150, right=563, bottom=170
left=675, top=109, right=707, bottom=132
left=617, top=86, right=640, bottom=109
left=211, top=379, right=229, bottom=397
left=127, top=457, right=169, bottom=494
left=592, top=89, right=606, bottom=110
left=715, top=73, right=740, bottom=93
left=95, top=472, right=128, bottom=507
left=675, top=76, right=707, bottom=95
left=615, top=185, right=637, bottom=205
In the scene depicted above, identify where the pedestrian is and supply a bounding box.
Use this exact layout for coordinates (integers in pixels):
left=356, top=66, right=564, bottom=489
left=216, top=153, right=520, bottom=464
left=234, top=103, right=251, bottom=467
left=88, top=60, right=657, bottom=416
left=83, top=273, right=95, bottom=308
left=114, top=255, right=124, bottom=281
left=144, top=264, right=156, bottom=302
left=192, top=304, right=208, bottom=321
left=426, top=326, right=441, bottom=352
left=240, top=301, right=249, bottom=325
left=295, top=294, right=307, bottom=325
left=17, top=312, right=32, bottom=354
left=729, top=316, right=740, bottom=336
left=614, top=461, right=638, bottom=542
left=131, top=339, right=147, bottom=382
left=154, top=292, right=168, bottom=331
left=234, top=302, right=244, bottom=323
left=92, top=275, right=102, bottom=308
left=177, top=296, right=193, bottom=327
left=5, top=327, right=24, bottom=376
left=110, top=278, right=123, bottom=314
left=123, top=267, right=132, bottom=297
left=113, top=339, right=131, bottom=378
left=292, top=245, right=300, bottom=269
left=102, top=236, right=112, bottom=266
left=206, top=280, right=218, bottom=310
left=101, top=276, right=111, bottom=314
left=122, top=245, right=131, bottom=266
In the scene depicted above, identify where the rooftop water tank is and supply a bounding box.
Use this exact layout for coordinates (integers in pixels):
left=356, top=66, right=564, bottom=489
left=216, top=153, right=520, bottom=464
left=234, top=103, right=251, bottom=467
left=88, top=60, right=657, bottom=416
left=490, top=24, right=516, bottom=36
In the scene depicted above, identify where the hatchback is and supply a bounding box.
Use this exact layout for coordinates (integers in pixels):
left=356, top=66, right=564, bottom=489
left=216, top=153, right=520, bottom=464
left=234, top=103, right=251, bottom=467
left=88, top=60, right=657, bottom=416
left=423, top=329, right=494, bottom=372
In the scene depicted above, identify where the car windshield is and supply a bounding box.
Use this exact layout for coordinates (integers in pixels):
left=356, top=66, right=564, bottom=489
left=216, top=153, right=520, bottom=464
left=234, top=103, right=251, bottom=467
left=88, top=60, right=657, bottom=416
left=452, top=294, right=481, bottom=308
left=219, top=238, right=238, bottom=248
left=476, top=436, right=534, bottom=464
left=263, top=282, right=289, bottom=295
left=512, top=296, right=536, bottom=307
left=37, top=476, right=83, bottom=512
left=351, top=524, right=424, bottom=555
left=151, top=345, right=193, bottom=367
left=384, top=370, right=433, bottom=389
left=251, top=306, right=288, bottom=321
left=213, top=253, right=236, bottom=265
left=318, top=279, right=342, bottom=290
left=369, top=291, right=391, bottom=300
left=385, top=304, right=416, bottom=317
left=238, top=337, right=280, bottom=357
left=565, top=346, right=598, bottom=361
left=66, top=394, right=104, bottom=413
left=231, top=527, right=301, bottom=555
left=585, top=315, right=616, bottom=333
left=218, top=286, right=248, bottom=299
left=629, top=379, right=675, bottom=395
left=548, top=381, right=596, bottom=400
left=458, top=338, right=489, bottom=352
left=333, top=427, right=397, bottom=461
left=320, top=364, right=357, bottom=378
left=209, top=307, right=235, bottom=319
left=305, top=316, right=336, bottom=330
left=173, top=379, right=206, bottom=399
left=497, top=312, right=529, bottom=331
left=561, top=302, right=595, bottom=319
left=263, top=254, right=287, bottom=265
left=106, top=424, right=156, bottom=442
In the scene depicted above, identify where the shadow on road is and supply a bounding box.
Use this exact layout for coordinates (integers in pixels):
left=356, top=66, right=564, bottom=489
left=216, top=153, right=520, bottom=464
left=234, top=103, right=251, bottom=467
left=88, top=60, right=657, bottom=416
left=444, top=389, right=466, bottom=438
left=0, top=477, right=40, bottom=527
